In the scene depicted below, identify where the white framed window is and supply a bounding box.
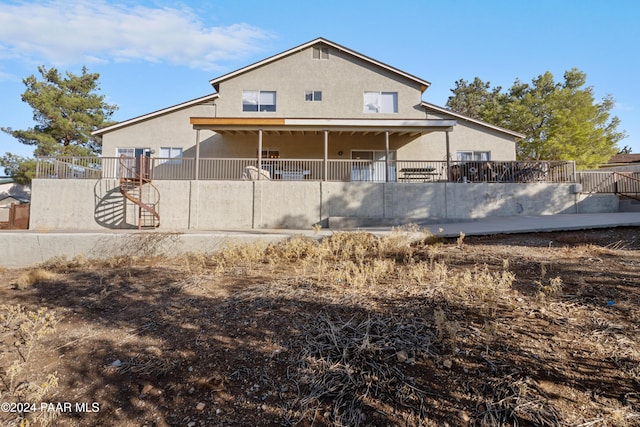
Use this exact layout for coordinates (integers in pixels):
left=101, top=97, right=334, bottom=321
left=242, top=90, right=276, bottom=112
left=117, top=148, right=135, bottom=158
left=159, top=147, right=183, bottom=164
left=363, top=91, right=398, bottom=113
left=312, top=46, right=329, bottom=59
left=457, top=151, right=490, bottom=161
left=305, top=91, right=322, bottom=102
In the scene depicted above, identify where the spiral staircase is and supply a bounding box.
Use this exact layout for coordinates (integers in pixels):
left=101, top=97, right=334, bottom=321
left=119, top=156, right=160, bottom=229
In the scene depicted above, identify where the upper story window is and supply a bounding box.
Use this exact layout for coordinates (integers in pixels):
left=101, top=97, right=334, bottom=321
left=242, top=90, right=276, bottom=112
left=363, top=91, right=398, bottom=113
left=305, top=91, right=322, bottom=102
left=313, top=46, right=329, bottom=59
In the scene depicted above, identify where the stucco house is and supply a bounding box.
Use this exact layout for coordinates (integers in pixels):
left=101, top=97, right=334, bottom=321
left=36, top=38, right=607, bottom=231
left=93, top=38, right=523, bottom=183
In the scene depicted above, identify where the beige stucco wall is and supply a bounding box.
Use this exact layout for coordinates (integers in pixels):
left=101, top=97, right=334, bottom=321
left=98, top=44, right=517, bottom=162
left=100, top=104, right=216, bottom=158
left=215, top=45, right=426, bottom=119
left=397, top=113, right=517, bottom=161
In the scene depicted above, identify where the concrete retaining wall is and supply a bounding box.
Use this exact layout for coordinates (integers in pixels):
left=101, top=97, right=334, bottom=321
left=28, top=179, right=619, bottom=231
left=0, top=231, right=295, bottom=269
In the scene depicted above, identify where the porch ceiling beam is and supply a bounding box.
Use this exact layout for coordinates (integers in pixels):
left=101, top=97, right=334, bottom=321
left=190, top=117, right=456, bottom=134
left=203, top=126, right=454, bottom=135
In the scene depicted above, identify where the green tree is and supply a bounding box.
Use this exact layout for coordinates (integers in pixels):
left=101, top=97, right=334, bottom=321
left=446, top=77, right=502, bottom=120
left=446, top=69, right=626, bottom=169
left=0, top=154, right=37, bottom=185
left=1, top=66, right=118, bottom=182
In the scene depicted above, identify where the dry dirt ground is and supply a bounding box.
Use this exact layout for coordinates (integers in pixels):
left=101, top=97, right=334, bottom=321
left=0, top=227, right=639, bottom=427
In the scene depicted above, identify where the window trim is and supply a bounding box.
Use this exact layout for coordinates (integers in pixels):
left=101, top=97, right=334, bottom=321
left=305, top=90, right=322, bottom=102
left=456, top=151, right=491, bottom=161
left=242, top=90, right=277, bottom=112
left=159, top=147, right=183, bottom=164
left=363, top=91, right=398, bottom=113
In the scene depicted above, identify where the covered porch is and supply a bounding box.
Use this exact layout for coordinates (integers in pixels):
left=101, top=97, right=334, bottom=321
left=35, top=118, right=577, bottom=184
left=189, top=117, right=455, bottom=182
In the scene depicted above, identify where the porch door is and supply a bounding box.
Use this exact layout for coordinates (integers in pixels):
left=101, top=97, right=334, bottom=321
left=117, top=148, right=151, bottom=179
left=351, top=150, right=396, bottom=182
left=135, top=148, right=152, bottom=179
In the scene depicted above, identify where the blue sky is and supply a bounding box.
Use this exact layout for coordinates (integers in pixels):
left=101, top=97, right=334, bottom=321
left=1, top=0, right=639, bottom=160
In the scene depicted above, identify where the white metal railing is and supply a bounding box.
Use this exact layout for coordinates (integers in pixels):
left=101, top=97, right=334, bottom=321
left=255, top=159, right=323, bottom=181
left=36, top=157, right=577, bottom=183
left=36, top=157, right=105, bottom=179
left=199, top=158, right=255, bottom=180
left=327, top=159, right=393, bottom=182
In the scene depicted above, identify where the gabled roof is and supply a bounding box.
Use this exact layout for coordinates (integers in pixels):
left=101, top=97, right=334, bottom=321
left=92, top=93, right=219, bottom=136
left=421, top=102, right=525, bottom=141
left=209, top=37, right=431, bottom=93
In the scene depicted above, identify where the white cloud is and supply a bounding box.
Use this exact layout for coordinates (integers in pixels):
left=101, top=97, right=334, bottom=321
left=0, top=0, right=274, bottom=70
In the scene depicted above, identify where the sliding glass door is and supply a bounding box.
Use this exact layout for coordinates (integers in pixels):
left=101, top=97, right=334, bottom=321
left=351, top=150, right=396, bottom=182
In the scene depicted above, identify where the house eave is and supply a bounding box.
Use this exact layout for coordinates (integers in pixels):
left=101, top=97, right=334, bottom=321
left=421, top=102, right=525, bottom=140
left=92, top=93, right=219, bottom=136
left=190, top=117, right=455, bottom=135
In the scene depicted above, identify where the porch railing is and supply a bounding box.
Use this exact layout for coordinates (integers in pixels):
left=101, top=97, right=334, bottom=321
left=35, top=157, right=577, bottom=183
left=578, top=171, right=640, bottom=198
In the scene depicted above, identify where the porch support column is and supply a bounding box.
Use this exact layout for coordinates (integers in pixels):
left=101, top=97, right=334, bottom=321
left=323, top=129, right=328, bottom=181
left=194, top=128, right=200, bottom=180
left=384, top=130, right=390, bottom=183
left=445, top=131, right=451, bottom=182
left=257, top=129, right=263, bottom=180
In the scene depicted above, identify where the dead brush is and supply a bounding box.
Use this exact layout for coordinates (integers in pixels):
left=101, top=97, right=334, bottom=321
left=180, top=251, right=209, bottom=274
left=479, top=376, right=562, bottom=426
left=38, top=254, right=90, bottom=272
left=322, top=258, right=396, bottom=289
left=321, top=231, right=379, bottom=263
left=536, top=276, right=564, bottom=298
left=207, top=239, right=270, bottom=272
left=12, top=268, right=57, bottom=290
left=266, top=236, right=321, bottom=263
left=433, top=307, right=460, bottom=353
left=105, top=254, right=139, bottom=268
left=443, top=265, right=515, bottom=312
left=286, top=313, right=435, bottom=426
left=398, top=260, right=431, bottom=285
left=432, top=261, right=450, bottom=284
left=377, top=224, right=427, bottom=261
left=0, top=305, right=60, bottom=426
